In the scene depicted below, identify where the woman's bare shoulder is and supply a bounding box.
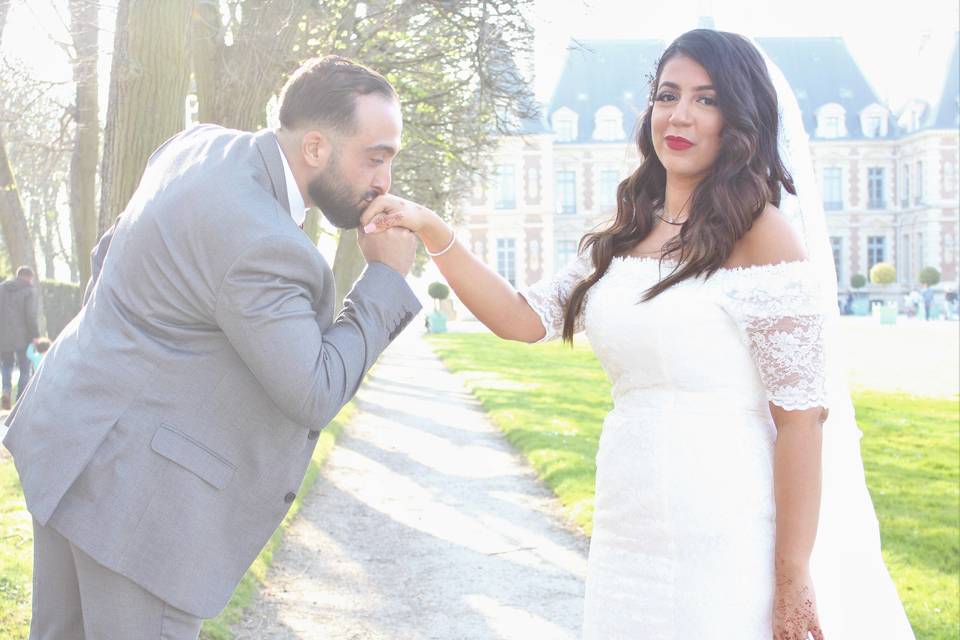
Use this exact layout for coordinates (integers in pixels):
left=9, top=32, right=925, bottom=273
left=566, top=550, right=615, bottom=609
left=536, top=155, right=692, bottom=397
left=725, top=203, right=807, bottom=269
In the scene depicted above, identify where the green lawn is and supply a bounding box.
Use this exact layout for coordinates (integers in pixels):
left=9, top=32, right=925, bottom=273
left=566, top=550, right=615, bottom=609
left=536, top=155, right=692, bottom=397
left=428, top=332, right=960, bottom=640
left=0, top=404, right=352, bottom=640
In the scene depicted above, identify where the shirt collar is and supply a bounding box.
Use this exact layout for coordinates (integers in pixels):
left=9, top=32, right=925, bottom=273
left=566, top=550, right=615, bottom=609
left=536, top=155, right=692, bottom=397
left=275, top=139, right=307, bottom=226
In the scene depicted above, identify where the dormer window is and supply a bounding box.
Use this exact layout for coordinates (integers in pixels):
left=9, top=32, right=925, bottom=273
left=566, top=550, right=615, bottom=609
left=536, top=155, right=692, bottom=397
left=859, top=104, right=888, bottom=138
left=593, top=105, right=625, bottom=141
left=898, top=101, right=927, bottom=133
left=815, top=103, right=847, bottom=138
left=551, top=107, right=579, bottom=142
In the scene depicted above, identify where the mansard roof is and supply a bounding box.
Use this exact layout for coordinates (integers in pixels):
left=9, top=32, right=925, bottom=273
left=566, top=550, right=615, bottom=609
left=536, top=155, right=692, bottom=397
left=547, top=39, right=665, bottom=143
left=928, top=32, right=959, bottom=130
left=756, top=37, right=895, bottom=140
left=546, top=36, right=910, bottom=142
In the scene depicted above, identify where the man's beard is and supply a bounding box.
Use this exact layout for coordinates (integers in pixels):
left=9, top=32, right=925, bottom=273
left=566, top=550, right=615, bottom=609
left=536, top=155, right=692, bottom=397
left=307, top=154, right=377, bottom=230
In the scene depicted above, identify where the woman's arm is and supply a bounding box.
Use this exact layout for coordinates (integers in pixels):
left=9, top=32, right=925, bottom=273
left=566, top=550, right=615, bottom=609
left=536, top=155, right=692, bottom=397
left=362, top=194, right=546, bottom=342
left=771, top=405, right=824, bottom=573
left=732, top=204, right=827, bottom=639
left=770, top=404, right=826, bottom=640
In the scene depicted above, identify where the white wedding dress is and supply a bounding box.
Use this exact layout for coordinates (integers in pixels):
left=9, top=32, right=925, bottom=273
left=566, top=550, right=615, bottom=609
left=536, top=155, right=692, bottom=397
left=523, top=255, right=915, bottom=639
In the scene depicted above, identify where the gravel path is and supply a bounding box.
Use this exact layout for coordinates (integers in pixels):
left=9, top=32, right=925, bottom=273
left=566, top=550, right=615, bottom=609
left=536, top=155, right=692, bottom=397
left=233, top=328, right=588, bottom=640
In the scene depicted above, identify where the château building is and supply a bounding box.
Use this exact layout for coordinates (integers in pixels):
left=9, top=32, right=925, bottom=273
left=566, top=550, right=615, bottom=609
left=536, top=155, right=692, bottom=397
left=456, top=35, right=960, bottom=308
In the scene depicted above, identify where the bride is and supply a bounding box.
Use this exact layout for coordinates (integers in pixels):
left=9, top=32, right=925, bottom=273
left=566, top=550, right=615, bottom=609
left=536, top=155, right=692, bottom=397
left=362, top=28, right=914, bottom=639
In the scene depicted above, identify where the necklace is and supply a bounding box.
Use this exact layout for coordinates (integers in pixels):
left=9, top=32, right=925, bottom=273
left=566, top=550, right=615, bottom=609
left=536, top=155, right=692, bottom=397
left=657, top=192, right=693, bottom=225
left=656, top=211, right=687, bottom=226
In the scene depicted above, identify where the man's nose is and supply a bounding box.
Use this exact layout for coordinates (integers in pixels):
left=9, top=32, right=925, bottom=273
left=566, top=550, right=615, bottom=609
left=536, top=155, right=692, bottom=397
left=372, top=165, right=391, bottom=195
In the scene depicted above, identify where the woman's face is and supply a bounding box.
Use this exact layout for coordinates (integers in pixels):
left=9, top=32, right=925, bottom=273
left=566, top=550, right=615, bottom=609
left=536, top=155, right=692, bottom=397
left=651, top=54, right=724, bottom=183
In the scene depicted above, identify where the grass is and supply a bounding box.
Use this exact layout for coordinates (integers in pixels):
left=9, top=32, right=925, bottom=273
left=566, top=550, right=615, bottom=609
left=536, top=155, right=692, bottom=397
left=0, top=404, right=353, bottom=640
left=427, top=332, right=960, bottom=640
left=0, top=453, right=32, bottom=639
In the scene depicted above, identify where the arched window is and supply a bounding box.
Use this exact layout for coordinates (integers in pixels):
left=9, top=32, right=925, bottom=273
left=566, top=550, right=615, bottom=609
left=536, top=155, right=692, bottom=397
left=815, top=103, right=847, bottom=139
left=593, top=105, right=625, bottom=141
left=551, top=107, right=579, bottom=142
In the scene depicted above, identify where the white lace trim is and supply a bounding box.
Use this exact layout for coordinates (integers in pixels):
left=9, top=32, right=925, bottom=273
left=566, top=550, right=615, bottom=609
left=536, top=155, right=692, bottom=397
left=715, top=261, right=828, bottom=410
left=520, top=252, right=593, bottom=342
left=526, top=255, right=828, bottom=409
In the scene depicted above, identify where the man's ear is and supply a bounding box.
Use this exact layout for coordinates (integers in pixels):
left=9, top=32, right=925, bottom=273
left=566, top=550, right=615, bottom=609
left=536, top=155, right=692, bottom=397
left=301, top=130, right=333, bottom=169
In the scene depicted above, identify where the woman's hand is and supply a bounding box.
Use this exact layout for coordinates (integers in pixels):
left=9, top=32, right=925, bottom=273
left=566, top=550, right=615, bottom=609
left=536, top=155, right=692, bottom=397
left=360, top=194, right=454, bottom=254
left=773, top=564, right=824, bottom=640
left=361, top=194, right=435, bottom=235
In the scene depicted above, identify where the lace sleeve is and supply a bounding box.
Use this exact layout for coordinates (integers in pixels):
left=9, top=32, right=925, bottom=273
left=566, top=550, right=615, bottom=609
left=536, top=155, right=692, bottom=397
left=519, top=252, right=594, bottom=342
left=719, top=261, right=828, bottom=411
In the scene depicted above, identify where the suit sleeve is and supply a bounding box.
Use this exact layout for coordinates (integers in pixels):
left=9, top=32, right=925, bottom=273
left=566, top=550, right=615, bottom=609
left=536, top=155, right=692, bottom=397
left=214, top=234, right=421, bottom=428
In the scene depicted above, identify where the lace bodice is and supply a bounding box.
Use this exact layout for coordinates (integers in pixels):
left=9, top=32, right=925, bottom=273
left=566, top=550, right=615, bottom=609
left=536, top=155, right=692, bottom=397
left=521, top=254, right=827, bottom=411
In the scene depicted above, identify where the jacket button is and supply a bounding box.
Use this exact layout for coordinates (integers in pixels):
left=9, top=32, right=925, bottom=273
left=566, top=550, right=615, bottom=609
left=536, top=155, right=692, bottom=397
left=284, top=492, right=296, bottom=504
left=307, top=430, right=320, bottom=441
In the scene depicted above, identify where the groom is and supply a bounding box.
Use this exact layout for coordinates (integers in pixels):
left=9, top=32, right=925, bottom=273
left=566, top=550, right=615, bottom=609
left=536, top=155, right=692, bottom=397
left=3, top=56, right=421, bottom=638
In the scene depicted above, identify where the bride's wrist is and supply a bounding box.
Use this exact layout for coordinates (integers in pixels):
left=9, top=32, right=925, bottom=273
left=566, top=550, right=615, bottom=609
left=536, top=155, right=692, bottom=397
left=774, top=552, right=811, bottom=577
left=420, top=212, right=453, bottom=251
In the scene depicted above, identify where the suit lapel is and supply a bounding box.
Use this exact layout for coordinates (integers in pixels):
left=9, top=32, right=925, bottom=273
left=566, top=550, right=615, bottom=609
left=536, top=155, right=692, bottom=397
left=253, top=129, right=291, bottom=215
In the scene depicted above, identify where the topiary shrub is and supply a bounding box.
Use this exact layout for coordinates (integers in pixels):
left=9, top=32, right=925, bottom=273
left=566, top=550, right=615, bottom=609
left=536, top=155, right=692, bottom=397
left=850, top=273, right=867, bottom=289
left=41, top=280, right=82, bottom=340
left=869, top=262, right=896, bottom=285
left=918, top=266, right=941, bottom=287
left=427, top=282, right=450, bottom=311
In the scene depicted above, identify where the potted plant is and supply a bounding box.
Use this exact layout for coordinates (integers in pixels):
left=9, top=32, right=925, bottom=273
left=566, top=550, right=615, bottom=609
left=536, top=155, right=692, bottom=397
left=426, top=282, right=450, bottom=333
left=869, top=262, right=897, bottom=324
left=918, top=266, right=940, bottom=287
left=849, top=273, right=869, bottom=316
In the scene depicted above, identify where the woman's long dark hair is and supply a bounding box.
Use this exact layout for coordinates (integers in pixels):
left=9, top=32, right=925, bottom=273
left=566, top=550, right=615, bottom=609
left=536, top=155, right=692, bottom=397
left=561, top=29, right=795, bottom=342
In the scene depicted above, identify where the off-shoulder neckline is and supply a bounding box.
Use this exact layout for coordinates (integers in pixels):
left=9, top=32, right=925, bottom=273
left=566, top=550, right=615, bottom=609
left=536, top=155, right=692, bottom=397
left=610, top=254, right=811, bottom=275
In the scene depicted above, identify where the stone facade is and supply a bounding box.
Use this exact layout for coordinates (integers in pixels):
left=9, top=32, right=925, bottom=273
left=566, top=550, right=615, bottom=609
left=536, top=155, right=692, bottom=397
left=456, top=37, right=960, bottom=307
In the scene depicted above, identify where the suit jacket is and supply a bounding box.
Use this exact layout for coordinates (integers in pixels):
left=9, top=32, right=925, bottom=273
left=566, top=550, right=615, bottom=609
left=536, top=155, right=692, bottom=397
left=0, top=277, right=39, bottom=351
left=3, top=125, right=421, bottom=618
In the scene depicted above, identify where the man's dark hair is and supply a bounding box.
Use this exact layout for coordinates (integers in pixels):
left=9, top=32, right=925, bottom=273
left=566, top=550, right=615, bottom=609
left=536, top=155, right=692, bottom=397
left=16, top=266, right=34, bottom=279
left=278, top=55, right=397, bottom=133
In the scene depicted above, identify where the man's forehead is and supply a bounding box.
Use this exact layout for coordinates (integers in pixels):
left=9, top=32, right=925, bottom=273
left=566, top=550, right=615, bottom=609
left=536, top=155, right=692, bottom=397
left=348, top=95, right=402, bottom=152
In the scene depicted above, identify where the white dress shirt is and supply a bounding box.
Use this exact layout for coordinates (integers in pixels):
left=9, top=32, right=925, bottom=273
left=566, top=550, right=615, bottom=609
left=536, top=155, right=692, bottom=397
left=275, top=139, right=307, bottom=227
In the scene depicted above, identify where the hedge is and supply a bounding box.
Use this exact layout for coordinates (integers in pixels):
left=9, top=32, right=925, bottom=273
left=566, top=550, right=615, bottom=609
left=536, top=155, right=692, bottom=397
left=40, top=280, right=82, bottom=340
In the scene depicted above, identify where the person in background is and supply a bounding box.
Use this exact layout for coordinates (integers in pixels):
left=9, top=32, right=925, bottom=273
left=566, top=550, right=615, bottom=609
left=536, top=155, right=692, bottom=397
left=921, top=284, right=935, bottom=320
left=26, top=337, right=51, bottom=374
left=0, top=266, right=39, bottom=409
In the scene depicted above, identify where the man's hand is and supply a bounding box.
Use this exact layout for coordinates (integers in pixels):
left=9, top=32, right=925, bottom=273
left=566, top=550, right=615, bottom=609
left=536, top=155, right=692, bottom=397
left=357, top=224, right=417, bottom=276
left=361, top=194, right=455, bottom=254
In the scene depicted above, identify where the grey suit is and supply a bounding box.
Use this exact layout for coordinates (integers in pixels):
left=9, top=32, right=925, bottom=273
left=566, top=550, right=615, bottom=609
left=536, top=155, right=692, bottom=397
left=4, top=125, right=421, bottom=626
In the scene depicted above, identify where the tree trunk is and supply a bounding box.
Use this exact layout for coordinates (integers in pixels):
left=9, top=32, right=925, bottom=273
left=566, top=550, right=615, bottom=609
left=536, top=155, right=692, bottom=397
left=69, top=0, right=99, bottom=289
left=332, top=229, right=366, bottom=312
left=98, top=0, right=193, bottom=234
left=192, top=0, right=312, bottom=131
left=191, top=0, right=222, bottom=125
left=302, top=207, right=321, bottom=246
left=0, top=0, right=37, bottom=275
left=0, top=0, right=9, bottom=43
left=0, top=138, right=37, bottom=275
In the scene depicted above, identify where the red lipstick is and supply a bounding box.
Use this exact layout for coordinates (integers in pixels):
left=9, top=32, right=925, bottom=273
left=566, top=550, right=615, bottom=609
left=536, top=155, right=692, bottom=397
left=665, top=135, right=693, bottom=150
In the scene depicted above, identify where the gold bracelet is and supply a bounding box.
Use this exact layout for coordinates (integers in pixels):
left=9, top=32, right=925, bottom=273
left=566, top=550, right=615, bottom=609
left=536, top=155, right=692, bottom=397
left=426, top=228, right=456, bottom=257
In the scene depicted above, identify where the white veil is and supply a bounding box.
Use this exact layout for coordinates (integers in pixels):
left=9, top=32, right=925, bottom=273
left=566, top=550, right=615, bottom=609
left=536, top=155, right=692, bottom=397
left=759, top=47, right=917, bottom=638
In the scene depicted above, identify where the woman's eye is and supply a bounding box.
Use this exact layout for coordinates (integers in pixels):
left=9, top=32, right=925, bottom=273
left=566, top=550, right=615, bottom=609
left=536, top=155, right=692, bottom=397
left=698, top=95, right=718, bottom=106
left=655, top=92, right=677, bottom=102
left=371, top=158, right=385, bottom=166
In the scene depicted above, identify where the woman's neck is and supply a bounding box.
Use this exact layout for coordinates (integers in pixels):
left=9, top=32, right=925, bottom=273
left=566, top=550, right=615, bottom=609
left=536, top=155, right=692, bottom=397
left=663, top=174, right=701, bottom=217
